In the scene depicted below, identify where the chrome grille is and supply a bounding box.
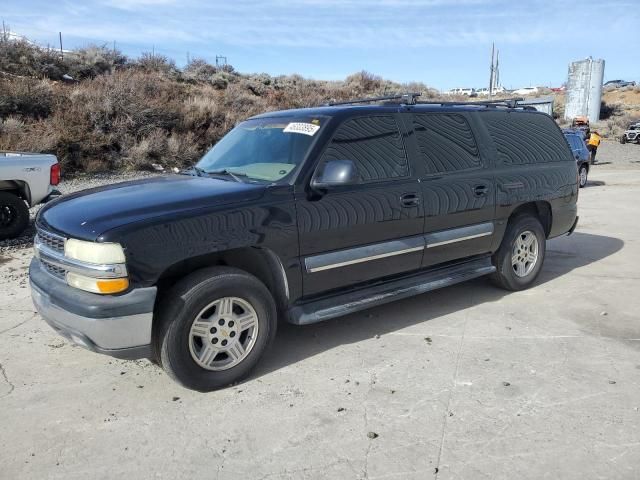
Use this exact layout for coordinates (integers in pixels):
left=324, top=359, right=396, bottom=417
left=36, top=228, right=67, bottom=279
left=42, top=262, right=66, bottom=279
left=37, top=229, right=65, bottom=254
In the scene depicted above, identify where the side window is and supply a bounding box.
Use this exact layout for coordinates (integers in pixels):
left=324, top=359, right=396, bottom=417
left=483, top=112, right=572, bottom=165
left=412, top=113, right=482, bottom=174
left=321, top=115, right=408, bottom=182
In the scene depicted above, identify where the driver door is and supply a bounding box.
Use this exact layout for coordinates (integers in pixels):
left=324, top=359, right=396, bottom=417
left=295, top=114, right=424, bottom=297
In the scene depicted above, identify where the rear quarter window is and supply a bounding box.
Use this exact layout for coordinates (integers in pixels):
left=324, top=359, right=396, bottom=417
left=483, top=112, right=572, bottom=165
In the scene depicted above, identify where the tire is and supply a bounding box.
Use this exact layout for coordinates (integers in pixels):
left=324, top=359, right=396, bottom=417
left=0, top=192, right=30, bottom=240
left=578, top=165, right=588, bottom=188
left=491, top=214, right=546, bottom=291
left=155, top=266, right=277, bottom=392
left=620, top=135, right=626, bottom=144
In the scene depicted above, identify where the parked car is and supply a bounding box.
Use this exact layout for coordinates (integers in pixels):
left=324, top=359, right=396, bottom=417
left=563, top=130, right=591, bottom=187
left=604, top=80, right=636, bottom=89
left=30, top=98, right=579, bottom=391
left=0, top=152, right=61, bottom=240
left=477, top=87, right=507, bottom=96
left=512, top=86, right=539, bottom=96
left=446, top=88, right=477, bottom=97
left=620, top=122, right=640, bottom=144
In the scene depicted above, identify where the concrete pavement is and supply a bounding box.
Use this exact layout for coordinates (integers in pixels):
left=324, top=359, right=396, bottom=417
left=1, top=164, right=639, bottom=479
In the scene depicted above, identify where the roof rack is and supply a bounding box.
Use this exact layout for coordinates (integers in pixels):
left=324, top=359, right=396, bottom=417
left=415, top=97, right=536, bottom=110
left=324, top=92, right=421, bottom=106
left=323, top=95, right=537, bottom=111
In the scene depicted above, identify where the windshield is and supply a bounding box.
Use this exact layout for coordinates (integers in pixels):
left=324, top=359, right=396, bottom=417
left=196, top=116, right=328, bottom=182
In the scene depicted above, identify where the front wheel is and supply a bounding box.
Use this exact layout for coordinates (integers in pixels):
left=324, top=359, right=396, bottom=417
left=156, top=267, right=277, bottom=392
left=578, top=165, right=588, bottom=188
left=491, top=215, right=546, bottom=291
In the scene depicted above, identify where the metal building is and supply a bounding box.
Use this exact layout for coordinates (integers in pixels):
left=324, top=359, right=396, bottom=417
left=564, top=57, right=605, bottom=124
left=519, top=96, right=554, bottom=116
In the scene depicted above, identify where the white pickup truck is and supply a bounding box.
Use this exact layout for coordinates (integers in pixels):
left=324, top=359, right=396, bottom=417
left=0, top=152, right=61, bottom=240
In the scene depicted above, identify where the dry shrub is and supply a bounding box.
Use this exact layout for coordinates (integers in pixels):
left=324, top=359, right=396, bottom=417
left=183, top=58, right=218, bottom=82
left=0, top=39, right=454, bottom=173
left=125, top=129, right=167, bottom=168
left=0, top=77, right=55, bottom=118
left=600, top=114, right=640, bottom=139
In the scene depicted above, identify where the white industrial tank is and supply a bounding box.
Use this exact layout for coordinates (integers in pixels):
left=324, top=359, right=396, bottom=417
left=564, top=57, right=605, bottom=124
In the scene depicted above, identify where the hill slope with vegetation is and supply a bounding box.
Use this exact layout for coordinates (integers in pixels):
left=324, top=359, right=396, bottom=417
left=0, top=40, right=437, bottom=172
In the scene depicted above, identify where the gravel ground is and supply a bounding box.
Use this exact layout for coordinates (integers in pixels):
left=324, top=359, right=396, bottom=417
left=592, top=139, right=640, bottom=167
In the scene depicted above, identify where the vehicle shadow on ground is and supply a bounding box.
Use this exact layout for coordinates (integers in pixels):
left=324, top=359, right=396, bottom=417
left=586, top=180, right=606, bottom=187
left=254, top=232, right=624, bottom=378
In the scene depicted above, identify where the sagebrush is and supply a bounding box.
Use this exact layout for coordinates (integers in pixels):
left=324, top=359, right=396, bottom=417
left=0, top=40, right=438, bottom=172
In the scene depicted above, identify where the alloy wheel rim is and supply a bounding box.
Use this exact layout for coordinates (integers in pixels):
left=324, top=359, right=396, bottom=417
left=188, top=296, right=259, bottom=371
left=580, top=168, right=587, bottom=186
left=511, top=230, right=539, bottom=278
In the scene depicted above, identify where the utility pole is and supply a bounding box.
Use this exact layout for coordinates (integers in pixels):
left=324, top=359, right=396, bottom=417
left=215, top=55, right=227, bottom=68
left=495, top=49, right=500, bottom=90
left=2, top=20, right=6, bottom=42
left=59, top=32, right=63, bottom=60
left=187, top=51, right=190, bottom=64
left=488, top=43, right=495, bottom=98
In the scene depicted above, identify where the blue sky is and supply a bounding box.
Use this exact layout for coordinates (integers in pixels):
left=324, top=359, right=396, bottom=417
left=3, top=0, right=639, bottom=90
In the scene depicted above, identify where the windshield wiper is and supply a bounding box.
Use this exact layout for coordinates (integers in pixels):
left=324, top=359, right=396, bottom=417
left=207, top=169, right=248, bottom=183
left=178, top=166, right=207, bottom=176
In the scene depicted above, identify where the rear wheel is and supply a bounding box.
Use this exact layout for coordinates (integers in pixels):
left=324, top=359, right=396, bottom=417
left=491, top=215, right=546, bottom=291
left=0, top=192, right=29, bottom=240
left=578, top=165, right=588, bottom=188
left=156, top=267, right=277, bottom=392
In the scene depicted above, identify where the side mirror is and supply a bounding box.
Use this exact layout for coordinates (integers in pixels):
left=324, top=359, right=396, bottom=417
left=311, top=160, right=358, bottom=191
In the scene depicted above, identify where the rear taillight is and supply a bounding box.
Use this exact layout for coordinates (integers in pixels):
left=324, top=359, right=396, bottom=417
left=50, top=163, right=60, bottom=186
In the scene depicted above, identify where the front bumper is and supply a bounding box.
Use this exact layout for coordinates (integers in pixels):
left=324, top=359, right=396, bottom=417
left=30, top=258, right=156, bottom=360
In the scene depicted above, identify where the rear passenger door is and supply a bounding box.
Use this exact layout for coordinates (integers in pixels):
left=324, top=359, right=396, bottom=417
left=405, top=112, right=496, bottom=267
left=296, top=114, right=424, bottom=297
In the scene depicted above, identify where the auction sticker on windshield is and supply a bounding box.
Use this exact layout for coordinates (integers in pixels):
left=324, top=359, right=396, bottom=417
left=283, top=122, right=320, bottom=136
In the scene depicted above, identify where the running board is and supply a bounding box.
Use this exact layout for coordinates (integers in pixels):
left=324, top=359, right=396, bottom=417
left=288, top=257, right=496, bottom=325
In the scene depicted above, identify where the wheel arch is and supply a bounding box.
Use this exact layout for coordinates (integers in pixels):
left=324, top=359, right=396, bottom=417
left=155, top=246, right=290, bottom=314
left=507, top=201, right=553, bottom=238
left=0, top=180, right=31, bottom=205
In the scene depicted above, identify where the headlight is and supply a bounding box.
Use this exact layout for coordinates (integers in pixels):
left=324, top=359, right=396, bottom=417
left=65, top=239, right=126, bottom=264
left=64, top=239, right=128, bottom=294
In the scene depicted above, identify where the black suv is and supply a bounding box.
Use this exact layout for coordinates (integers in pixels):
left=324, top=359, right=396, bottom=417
left=30, top=96, right=579, bottom=391
left=563, top=130, right=591, bottom=187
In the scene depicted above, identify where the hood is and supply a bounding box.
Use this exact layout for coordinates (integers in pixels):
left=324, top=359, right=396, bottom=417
left=38, top=174, right=265, bottom=241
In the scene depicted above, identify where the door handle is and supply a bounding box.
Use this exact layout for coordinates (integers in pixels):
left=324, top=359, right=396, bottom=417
left=473, top=184, right=488, bottom=197
left=400, top=193, right=420, bottom=207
